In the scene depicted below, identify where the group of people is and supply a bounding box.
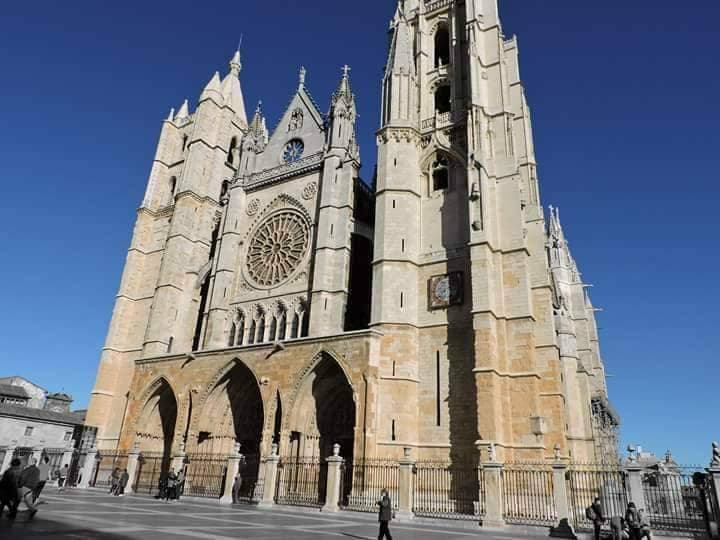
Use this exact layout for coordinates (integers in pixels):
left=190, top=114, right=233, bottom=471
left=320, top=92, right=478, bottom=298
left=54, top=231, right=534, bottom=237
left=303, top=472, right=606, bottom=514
left=589, top=497, right=653, bottom=540
left=0, top=456, right=68, bottom=520
left=157, top=468, right=185, bottom=501
left=108, top=468, right=130, bottom=496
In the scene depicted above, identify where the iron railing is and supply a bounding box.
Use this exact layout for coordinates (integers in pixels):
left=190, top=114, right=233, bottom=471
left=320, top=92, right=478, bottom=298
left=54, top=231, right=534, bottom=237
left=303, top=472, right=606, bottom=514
left=502, top=462, right=556, bottom=526
left=184, top=453, right=227, bottom=499
left=341, top=459, right=399, bottom=513
left=567, top=463, right=627, bottom=532
left=413, top=461, right=482, bottom=520
left=92, top=451, right=128, bottom=489
left=233, top=454, right=262, bottom=503
left=134, top=452, right=167, bottom=495
left=275, top=456, right=326, bottom=507
left=642, top=467, right=706, bottom=533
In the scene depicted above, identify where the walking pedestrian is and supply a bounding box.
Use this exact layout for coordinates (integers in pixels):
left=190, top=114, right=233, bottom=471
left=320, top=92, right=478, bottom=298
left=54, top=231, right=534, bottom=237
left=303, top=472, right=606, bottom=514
left=17, top=458, right=40, bottom=519
left=174, top=469, right=184, bottom=501
left=377, top=488, right=393, bottom=540
left=58, top=464, right=68, bottom=491
left=231, top=470, right=243, bottom=504
left=590, top=497, right=605, bottom=540
left=109, top=468, right=120, bottom=495
left=165, top=469, right=177, bottom=502
left=33, top=456, right=51, bottom=503
left=117, top=469, right=129, bottom=497
left=0, top=459, right=22, bottom=519
left=625, top=502, right=642, bottom=540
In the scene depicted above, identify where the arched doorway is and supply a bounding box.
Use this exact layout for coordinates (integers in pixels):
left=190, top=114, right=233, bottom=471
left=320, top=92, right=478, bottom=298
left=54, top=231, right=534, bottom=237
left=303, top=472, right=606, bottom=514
left=133, top=379, right=178, bottom=494
left=192, top=361, right=264, bottom=500
left=287, top=354, right=356, bottom=461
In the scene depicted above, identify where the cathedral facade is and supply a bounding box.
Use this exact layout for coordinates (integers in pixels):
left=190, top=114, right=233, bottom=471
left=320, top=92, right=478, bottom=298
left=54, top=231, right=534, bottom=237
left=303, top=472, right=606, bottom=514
left=86, top=0, right=617, bottom=469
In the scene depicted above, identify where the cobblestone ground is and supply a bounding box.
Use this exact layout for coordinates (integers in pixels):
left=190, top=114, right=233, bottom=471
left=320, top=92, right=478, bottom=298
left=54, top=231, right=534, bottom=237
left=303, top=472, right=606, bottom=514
left=0, top=490, right=553, bottom=540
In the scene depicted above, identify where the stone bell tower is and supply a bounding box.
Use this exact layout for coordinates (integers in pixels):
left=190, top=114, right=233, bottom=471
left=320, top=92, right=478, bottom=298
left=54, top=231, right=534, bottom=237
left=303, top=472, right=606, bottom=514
left=86, top=49, right=249, bottom=449
left=371, top=0, right=603, bottom=461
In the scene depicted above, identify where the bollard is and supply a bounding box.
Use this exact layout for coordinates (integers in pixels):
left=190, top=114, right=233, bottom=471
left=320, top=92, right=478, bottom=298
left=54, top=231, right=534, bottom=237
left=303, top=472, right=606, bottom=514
left=79, top=447, right=98, bottom=488
left=322, top=443, right=343, bottom=513
left=549, top=458, right=576, bottom=538
left=221, top=443, right=243, bottom=504
left=397, top=447, right=415, bottom=521
left=125, top=443, right=141, bottom=494
left=259, top=444, right=280, bottom=508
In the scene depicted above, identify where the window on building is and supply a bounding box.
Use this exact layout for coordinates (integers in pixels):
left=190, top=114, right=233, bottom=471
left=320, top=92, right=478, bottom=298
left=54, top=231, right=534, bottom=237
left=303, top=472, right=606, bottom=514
left=64, top=432, right=72, bottom=442
left=168, top=176, right=177, bottom=205
left=24, top=426, right=34, bottom=437
left=227, top=137, right=237, bottom=164
left=434, top=24, right=450, bottom=67
left=434, top=85, right=451, bottom=114
left=432, top=154, right=450, bottom=191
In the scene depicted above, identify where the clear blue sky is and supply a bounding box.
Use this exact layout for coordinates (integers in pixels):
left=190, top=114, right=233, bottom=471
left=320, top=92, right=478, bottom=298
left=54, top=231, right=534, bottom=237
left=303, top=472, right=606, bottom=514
left=1, top=1, right=717, bottom=465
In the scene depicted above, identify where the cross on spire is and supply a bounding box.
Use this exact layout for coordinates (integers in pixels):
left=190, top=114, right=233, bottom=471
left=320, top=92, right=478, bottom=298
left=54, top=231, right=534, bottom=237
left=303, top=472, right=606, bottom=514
left=342, top=64, right=351, bottom=78
left=298, top=66, right=307, bottom=89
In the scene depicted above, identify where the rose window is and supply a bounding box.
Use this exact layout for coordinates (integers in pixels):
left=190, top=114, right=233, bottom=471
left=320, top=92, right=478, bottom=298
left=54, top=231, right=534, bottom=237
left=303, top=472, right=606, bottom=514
left=246, top=211, right=310, bottom=287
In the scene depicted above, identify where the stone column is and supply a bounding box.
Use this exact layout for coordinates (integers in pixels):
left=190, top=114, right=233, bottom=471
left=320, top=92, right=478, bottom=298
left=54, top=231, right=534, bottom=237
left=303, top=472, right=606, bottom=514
left=0, top=442, right=17, bottom=473
left=322, top=444, right=343, bottom=513
left=79, top=447, right=98, bottom=488
left=171, top=441, right=187, bottom=473
left=221, top=444, right=243, bottom=504
left=623, top=463, right=646, bottom=511
left=481, top=460, right=505, bottom=528
left=259, top=444, right=280, bottom=508
left=397, top=447, right=415, bottom=521
left=549, top=456, right=576, bottom=538
left=125, top=443, right=141, bottom=494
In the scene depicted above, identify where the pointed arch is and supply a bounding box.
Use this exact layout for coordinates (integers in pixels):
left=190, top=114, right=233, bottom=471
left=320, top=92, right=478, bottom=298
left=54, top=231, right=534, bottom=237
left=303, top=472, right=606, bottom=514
left=133, top=377, right=178, bottom=459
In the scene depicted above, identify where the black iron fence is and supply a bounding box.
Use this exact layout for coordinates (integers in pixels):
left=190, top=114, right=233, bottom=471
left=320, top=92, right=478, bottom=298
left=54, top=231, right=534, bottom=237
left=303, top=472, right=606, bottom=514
left=184, top=453, right=227, bottom=499
left=92, top=451, right=128, bottom=489
left=134, top=452, right=167, bottom=495
left=233, top=454, right=262, bottom=503
left=502, top=462, right=556, bottom=526
left=567, top=463, right=627, bottom=532
left=413, top=460, right=482, bottom=520
left=341, top=458, right=399, bottom=513
left=275, top=456, right=326, bottom=507
left=642, top=467, right=706, bottom=533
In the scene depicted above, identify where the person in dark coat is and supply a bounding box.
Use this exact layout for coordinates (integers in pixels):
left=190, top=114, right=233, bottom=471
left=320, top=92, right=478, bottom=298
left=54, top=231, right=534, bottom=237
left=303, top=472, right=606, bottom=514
left=377, top=488, right=393, bottom=540
left=591, top=497, right=605, bottom=540
left=174, top=470, right=184, bottom=501
left=625, top=502, right=641, bottom=540
left=0, top=459, right=22, bottom=519
left=164, top=470, right=177, bottom=502
left=117, top=469, right=129, bottom=497
left=18, top=458, right=40, bottom=518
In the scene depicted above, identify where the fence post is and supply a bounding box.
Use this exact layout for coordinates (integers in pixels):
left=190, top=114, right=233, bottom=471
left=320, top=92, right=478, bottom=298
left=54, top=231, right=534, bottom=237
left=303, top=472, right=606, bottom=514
left=623, top=463, right=646, bottom=511
left=550, top=454, right=576, bottom=538
left=397, top=446, right=415, bottom=521
left=79, top=447, right=98, bottom=488
left=481, top=453, right=506, bottom=529
left=322, top=443, right=343, bottom=513
left=125, top=443, right=141, bottom=494
left=258, top=444, right=280, bottom=508
left=171, top=441, right=187, bottom=473
left=221, top=443, right=243, bottom=504
left=1, top=441, right=17, bottom=472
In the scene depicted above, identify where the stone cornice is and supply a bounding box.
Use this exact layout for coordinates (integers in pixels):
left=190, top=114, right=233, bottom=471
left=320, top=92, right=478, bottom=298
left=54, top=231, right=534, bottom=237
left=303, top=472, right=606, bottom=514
left=376, top=127, right=421, bottom=144
left=243, top=152, right=324, bottom=191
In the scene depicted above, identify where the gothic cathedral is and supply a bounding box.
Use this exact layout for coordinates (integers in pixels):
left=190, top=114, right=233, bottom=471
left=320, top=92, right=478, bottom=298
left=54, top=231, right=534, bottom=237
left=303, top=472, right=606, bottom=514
left=86, top=0, right=618, bottom=470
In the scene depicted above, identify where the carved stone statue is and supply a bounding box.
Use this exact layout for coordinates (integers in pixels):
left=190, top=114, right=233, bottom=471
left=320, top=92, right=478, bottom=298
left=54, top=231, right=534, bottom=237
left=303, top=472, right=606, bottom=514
left=712, top=441, right=720, bottom=467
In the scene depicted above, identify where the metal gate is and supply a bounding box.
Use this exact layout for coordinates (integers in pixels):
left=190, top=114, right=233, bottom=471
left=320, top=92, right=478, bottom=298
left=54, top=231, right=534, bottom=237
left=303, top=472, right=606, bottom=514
left=184, top=453, right=227, bottom=499
left=341, top=458, right=399, bottom=513
left=567, top=463, right=627, bottom=532
left=233, top=454, right=262, bottom=504
left=413, top=460, right=480, bottom=520
left=134, top=452, right=167, bottom=495
left=642, top=467, right=707, bottom=534
left=275, top=456, right=326, bottom=507
left=92, top=451, right=128, bottom=489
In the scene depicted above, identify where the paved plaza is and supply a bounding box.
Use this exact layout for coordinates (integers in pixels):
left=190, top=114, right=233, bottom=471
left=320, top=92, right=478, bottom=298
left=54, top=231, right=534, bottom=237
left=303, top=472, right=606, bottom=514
left=0, top=490, right=552, bottom=540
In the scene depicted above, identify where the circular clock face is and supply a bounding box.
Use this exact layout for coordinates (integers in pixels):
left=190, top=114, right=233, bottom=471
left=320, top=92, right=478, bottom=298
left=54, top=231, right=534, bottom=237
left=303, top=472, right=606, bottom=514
left=282, top=139, right=304, bottom=163
left=434, top=277, right=451, bottom=303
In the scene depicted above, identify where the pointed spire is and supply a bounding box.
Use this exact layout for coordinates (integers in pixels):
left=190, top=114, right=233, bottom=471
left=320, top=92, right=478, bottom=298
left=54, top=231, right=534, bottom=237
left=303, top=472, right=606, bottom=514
left=335, top=65, right=353, bottom=98
left=175, top=99, right=190, bottom=122
left=248, top=101, right=268, bottom=146
left=200, top=72, right=223, bottom=102
left=298, top=66, right=307, bottom=90
left=221, top=48, right=248, bottom=124
left=387, top=9, right=415, bottom=76
left=166, top=108, right=175, bottom=121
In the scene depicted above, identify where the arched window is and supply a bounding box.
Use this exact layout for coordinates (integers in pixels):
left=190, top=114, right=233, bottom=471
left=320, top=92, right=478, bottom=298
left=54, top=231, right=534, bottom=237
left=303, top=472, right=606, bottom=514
left=278, top=311, right=287, bottom=340
left=248, top=320, right=256, bottom=345
left=227, top=137, right=237, bottom=164
left=257, top=316, right=266, bottom=343
left=269, top=317, right=277, bottom=342
left=290, top=313, right=300, bottom=339
left=434, top=25, right=450, bottom=67
left=237, top=317, right=245, bottom=345
left=432, top=154, right=450, bottom=191
left=228, top=323, right=236, bottom=347
left=168, top=176, right=177, bottom=205
left=434, top=85, right=451, bottom=114
left=182, top=134, right=189, bottom=151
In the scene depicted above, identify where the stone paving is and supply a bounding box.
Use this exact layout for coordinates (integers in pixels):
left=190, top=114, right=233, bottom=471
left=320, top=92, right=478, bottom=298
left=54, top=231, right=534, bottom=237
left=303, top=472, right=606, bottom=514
left=0, top=490, right=554, bottom=539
